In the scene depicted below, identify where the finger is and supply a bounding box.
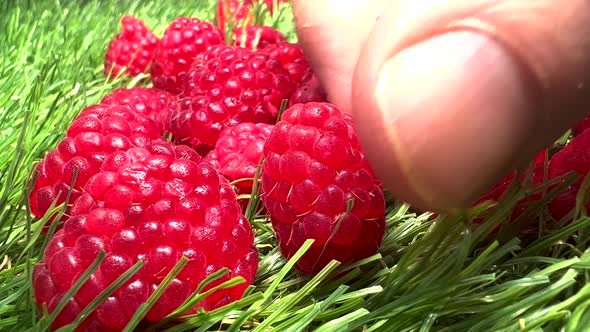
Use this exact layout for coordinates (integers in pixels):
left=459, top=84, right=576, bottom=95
left=351, top=0, right=590, bottom=212
left=292, top=0, right=388, bottom=113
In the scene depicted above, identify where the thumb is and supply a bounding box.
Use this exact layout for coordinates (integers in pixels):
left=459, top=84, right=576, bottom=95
left=352, top=0, right=590, bottom=212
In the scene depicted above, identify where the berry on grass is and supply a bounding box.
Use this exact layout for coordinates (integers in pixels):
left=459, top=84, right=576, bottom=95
left=232, top=25, right=286, bottom=51
left=261, top=102, right=386, bottom=274
left=150, top=17, right=224, bottom=94
left=100, top=87, right=176, bottom=132
left=169, top=45, right=295, bottom=153
left=33, top=140, right=258, bottom=330
left=205, top=122, right=273, bottom=200
left=260, top=42, right=310, bottom=84
left=104, top=16, right=159, bottom=78
left=28, top=104, right=161, bottom=222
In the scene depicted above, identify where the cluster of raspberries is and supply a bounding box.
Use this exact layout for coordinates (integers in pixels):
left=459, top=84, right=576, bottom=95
left=30, top=1, right=590, bottom=330
left=28, top=3, right=382, bottom=331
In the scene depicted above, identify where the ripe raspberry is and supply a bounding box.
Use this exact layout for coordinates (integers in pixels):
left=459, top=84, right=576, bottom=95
left=548, top=129, right=590, bottom=220
left=261, top=102, right=386, bottom=274
left=205, top=122, right=273, bottom=198
left=33, top=140, right=258, bottom=330
left=150, top=17, right=224, bottom=94
left=288, top=70, right=328, bottom=107
left=104, top=16, right=159, bottom=78
left=258, top=43, right=327, bottom=103
left=215, top=0, right=255, bottom=34
left=28, top=104, right=161, bottom=221
left=169, top=45, right=295, bottom=153
left=260, top=42, right=310, bottom=84
left=232, top=25, right=286, bottom=51
left=573, top=115, right=590, bottom=137
left=100, top=87, right=176, bottom=132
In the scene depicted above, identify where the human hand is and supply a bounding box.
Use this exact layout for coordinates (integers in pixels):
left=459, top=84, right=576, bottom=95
left=292, top=0, right=590, bottom=213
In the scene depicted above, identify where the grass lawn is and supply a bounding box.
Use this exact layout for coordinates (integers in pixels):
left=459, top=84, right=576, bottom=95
left=2, top=0, right=590, bottom=331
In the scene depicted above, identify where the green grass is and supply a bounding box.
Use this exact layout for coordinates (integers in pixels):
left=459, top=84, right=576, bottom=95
left=2, top=0, right=590, bottom=331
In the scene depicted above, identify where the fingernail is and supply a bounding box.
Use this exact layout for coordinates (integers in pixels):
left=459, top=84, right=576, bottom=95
left=375, top=31, right=536, bottom=210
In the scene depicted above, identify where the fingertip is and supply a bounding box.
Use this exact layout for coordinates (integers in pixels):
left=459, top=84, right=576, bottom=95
left=292, top=0, right=389, bottom=114
left=353, top=31, right=542, bottom=212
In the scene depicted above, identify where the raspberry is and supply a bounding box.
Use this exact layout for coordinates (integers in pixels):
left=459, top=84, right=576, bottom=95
left=169, top=45, right=295, bottom=153
left=258, top=43, right=327, bottom=102
left=150, top=17, right=224, bottom=94
left=33, top=140, right=258, bottom=330
left=573, top=115, right=590, bottom=137
left=288, top=70, right=328, bottom=107
left=205, top=122, right=273, bottom=199
left=261, top=102, right=386, bottom=274
left=28, top=104, right=161, bottom=221
left=260, top=42, right=310, bottom=84
left=100, top=87, right=176, bottom=132
left=104, top=16, right=159, bottom=78
left=232, top=25, right=286, bottom=51
left=548, top=129, right=590, bottom=220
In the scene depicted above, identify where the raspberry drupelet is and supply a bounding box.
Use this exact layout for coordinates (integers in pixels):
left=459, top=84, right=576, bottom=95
left=33, top=140, right=258, bottom=330
left=261, top=102, right=386, bottom=274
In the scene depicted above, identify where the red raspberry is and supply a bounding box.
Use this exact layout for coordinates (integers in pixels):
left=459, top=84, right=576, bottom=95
left=548, top=129, right=590, bottom=220
left=260, top=42, right=310, bottom=84
left=205, top=122, right=273, bottom=198
left=33, top=140, right=258, bottom=330
left=150, top=17, right=224, bottom=94
left=28, top=104, right=161, bottom=221
left=288, top=70, right=328, bottom=106
left=573, top=115, right=590, bottom=137
left=258, top=43, right=327, bottom=103
left=261, top=102, right=386, bottom=274
left=104, top=16, right=159, bottom=78
left=169, top=45, right=295, bottom=153
left=232, top=25, right=286, bottom=51
left=100, top=87, right=176, bottom=132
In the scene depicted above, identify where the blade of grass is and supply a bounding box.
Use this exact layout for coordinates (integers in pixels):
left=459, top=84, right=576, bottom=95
left=122, top=256, right=188, bottom=332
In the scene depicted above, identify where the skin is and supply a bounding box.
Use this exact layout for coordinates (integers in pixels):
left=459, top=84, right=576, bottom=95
left=292, top=0, right=590, bottom=213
